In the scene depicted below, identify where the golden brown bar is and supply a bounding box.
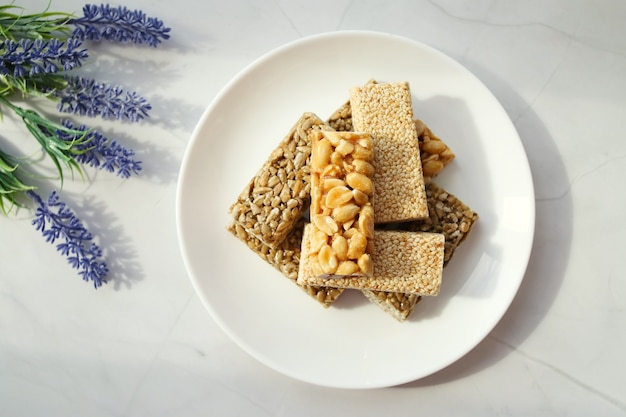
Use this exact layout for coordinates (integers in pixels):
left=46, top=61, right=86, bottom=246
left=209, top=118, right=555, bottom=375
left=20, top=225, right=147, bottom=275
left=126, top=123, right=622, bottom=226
left=298, top=224, right=445, bottom=295
left=229, top=113, right=332, bottom=248
left=349, top=82, right=428, bottom=222
left=308, top=130, right=375, bottom=278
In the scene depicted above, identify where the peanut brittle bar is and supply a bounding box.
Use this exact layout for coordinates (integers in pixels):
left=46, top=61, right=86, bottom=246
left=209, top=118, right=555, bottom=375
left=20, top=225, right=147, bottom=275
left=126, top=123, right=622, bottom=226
left=349, top=82, right=428, bottom=222
left=229, top=112, right=332, bottom=248
left=308, top=131, right=375, bottom=278
left=298, top=224, right=445, bottom=295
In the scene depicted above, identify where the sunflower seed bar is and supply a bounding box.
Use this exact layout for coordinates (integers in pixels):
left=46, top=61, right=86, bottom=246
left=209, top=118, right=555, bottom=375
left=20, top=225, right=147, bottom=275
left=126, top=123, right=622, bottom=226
left=397, top=182, right=479, bottom=266
left=327, top=101, right=455, bottom=184
left=349, top=82, right=428, bottom=223
left=228, top=219, right=344, bottom=308
left=308, top=130, right=375, bottom=278
left=361, top=290, right=421, bottom=321
left=298, top=224, right=445, bottom=295
left=327, top=100, right=353, bottom=132
left=229, top=112, right=332, bottom=248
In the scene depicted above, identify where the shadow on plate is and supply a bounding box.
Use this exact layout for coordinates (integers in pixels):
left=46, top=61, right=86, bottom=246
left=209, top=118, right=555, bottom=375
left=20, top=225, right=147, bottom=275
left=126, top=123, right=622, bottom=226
left=399, top=71, right=573, bottom=388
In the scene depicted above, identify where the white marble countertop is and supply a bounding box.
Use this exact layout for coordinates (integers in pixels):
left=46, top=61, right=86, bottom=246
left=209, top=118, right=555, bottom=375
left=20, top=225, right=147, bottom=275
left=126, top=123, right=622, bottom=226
left=1, top=0, right=625, bottom=415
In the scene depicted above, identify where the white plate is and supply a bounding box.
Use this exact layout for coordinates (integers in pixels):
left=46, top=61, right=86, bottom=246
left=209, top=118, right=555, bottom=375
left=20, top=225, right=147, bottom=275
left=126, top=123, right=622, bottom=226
left=176, top=31, right=535, bottom=389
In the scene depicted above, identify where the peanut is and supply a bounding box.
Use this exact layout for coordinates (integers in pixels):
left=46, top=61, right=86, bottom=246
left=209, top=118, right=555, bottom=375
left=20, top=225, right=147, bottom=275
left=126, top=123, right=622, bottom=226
left=331, top=235, right=349, bottom=260
left=333, top=203, right=361, bottom=223
left=325, top=186, right=353, bottom=208
left=346, top=172, right=373, bottom=195
left=336, top=260, right=360, bottom=275
left=312, top=214, right=338, bottom=236
left=318, top=244, right=338, bottom=274
left=312, top=138, right=332, bottom=170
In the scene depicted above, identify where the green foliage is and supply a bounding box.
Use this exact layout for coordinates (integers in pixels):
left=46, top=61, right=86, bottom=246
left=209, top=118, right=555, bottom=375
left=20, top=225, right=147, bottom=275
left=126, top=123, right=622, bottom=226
left=0, top=4, right=82, bottom=213
left=0, top=147, right=35, bottom=214
left=0, top=4, right=72, bottom=41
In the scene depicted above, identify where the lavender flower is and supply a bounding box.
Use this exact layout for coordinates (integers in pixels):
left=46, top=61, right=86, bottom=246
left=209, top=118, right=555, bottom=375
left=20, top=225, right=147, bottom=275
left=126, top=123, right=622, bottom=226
left=70, top=4, right=171, bottom=47
left=57, top=120, right=142, bottom=178
left=0, top=38, right=88, bottom=78
left=27, top=190, right=108, bottom=288
left=52, top=76, right=151, bottom=122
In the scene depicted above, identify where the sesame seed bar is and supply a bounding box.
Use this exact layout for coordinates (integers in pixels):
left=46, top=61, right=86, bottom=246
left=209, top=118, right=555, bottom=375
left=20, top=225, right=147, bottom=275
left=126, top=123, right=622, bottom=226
left=349, top=82, right=428, bottom=223
left=229, top=112, right=333, bottom=248
left=298, top=223, right=445, bottom=295
left=328, top=101, right=455, bottom=185
left=365, top=182, right=479, bottom=320
left=227, top=219, right=344, bottom=308
left=308, top=130, right=375, bottom=278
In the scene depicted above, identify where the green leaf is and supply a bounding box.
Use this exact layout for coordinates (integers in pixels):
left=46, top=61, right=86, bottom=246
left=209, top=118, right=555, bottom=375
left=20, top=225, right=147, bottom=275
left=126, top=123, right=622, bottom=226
left=0, top=148, right=36, bottom=215
left=0, top=73, right=69, bottom=99
left=0, top=4, right=73, bottom=41
left=0, top=96, right=91, bottom=186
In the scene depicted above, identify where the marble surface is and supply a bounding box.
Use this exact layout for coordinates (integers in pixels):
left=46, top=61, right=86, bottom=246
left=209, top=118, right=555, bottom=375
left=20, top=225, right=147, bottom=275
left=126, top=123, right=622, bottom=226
left=1, top=0, right=625, bottom=415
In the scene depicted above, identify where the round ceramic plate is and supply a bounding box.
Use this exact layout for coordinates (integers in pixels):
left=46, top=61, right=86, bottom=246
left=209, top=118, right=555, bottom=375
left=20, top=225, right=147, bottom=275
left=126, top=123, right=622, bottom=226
left=176, top=31, right=535, bottom=389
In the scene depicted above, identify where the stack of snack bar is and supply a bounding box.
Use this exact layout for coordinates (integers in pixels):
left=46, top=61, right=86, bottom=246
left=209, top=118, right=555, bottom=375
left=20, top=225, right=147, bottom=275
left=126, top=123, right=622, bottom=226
left=227, top=81, right=479, bottom=320
left=299, top=82, right=446, bottom=297
left=228, top=113, right=344, bottom=306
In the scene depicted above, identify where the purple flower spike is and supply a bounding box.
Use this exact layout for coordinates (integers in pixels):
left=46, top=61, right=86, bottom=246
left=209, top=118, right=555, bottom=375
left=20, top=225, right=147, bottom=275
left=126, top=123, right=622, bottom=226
left=70, top=4, right=171, bottom=47
left=57, top=120, right=142, bottom=178
left=27, top=190, right=108, bottom=288
left=0, top=38, right=88, bottom=77
left=53, top=76, right=152, bottom=122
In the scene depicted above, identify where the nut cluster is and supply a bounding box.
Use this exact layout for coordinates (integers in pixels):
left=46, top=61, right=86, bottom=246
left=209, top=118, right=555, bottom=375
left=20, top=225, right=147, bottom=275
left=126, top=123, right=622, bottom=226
left=414, top=119, right=456, bottom=183
left=308, top=130, right=375, bottom=277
